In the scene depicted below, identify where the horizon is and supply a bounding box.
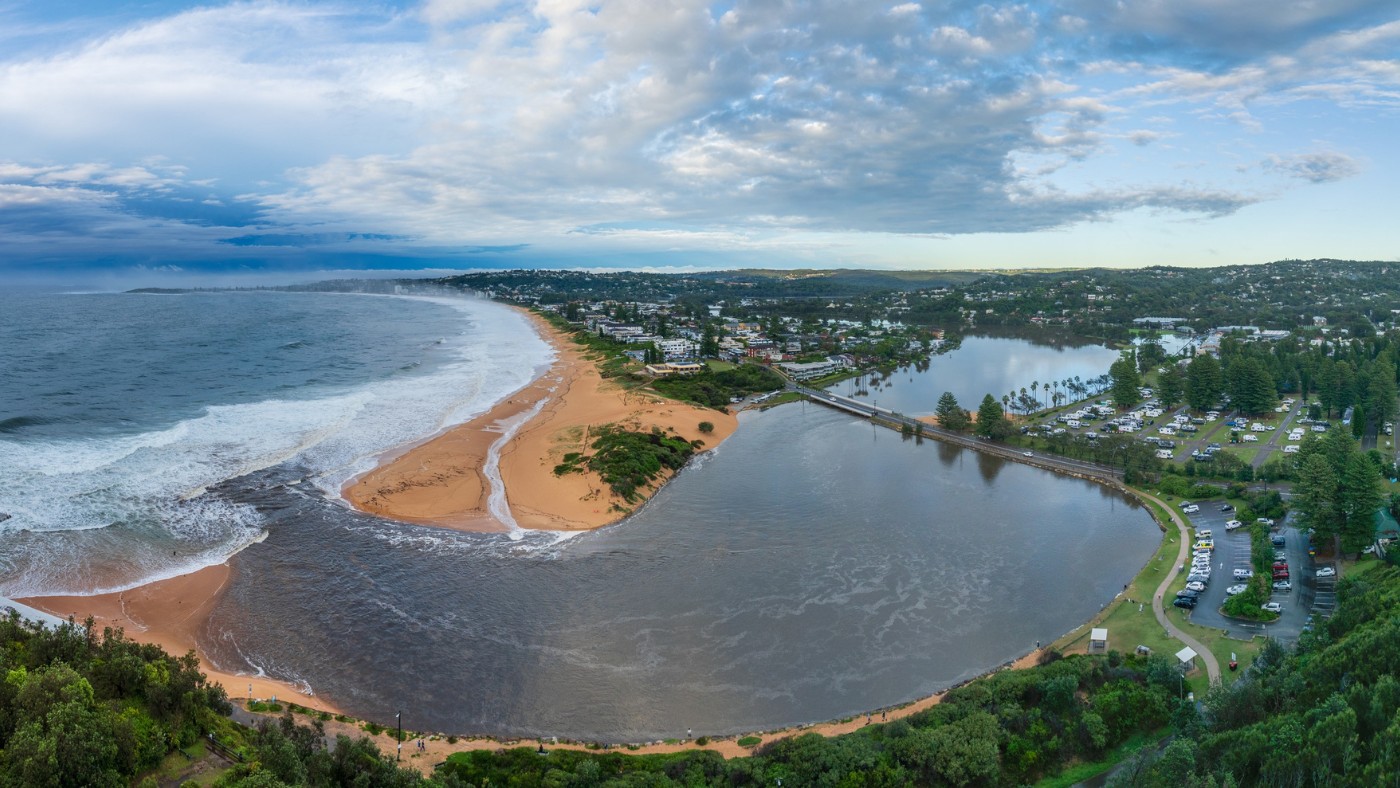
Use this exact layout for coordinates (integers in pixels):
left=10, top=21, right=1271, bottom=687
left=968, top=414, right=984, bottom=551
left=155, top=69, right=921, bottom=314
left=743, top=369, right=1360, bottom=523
left=2, top=1, right=1398, bottom=282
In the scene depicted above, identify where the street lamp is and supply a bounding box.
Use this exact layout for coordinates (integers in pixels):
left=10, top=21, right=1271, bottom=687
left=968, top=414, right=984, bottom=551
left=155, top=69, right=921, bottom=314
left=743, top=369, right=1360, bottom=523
left=396, top=711, right=402, bottom=762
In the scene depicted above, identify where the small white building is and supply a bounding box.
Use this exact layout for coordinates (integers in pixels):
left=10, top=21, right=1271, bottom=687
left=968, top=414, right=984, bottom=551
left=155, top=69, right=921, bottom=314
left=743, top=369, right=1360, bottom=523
left=1089, top=628, right=1109, bottom=654
left=1176, top=646, right=1198, bottom=672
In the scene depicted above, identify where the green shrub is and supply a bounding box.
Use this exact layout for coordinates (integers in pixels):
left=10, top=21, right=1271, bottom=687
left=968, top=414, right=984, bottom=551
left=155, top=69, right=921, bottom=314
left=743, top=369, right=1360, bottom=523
left=695, top=736, right=710, bottom=746
left=698, top=421, right=714, bottom=433
left=737, top=736, right=762, bottom=747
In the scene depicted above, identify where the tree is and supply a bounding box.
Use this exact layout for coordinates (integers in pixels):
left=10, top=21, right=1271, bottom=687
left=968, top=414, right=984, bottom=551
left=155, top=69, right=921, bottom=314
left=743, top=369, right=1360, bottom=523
left=1228, top=357, right=1277, bottom=415
left=1294, top=453, right=1342, bottom=542
left=1339, top=453, right=1383, bottom=555
left=1110, top=353, right=1141, bottom=410
left=1186, top=354, right=1224, bottom=412
left=936, top=391, right=970, bottom=432
left=975, top=394, right=1010, bottom=439
left=1156, top=365, right=1185, bottom=409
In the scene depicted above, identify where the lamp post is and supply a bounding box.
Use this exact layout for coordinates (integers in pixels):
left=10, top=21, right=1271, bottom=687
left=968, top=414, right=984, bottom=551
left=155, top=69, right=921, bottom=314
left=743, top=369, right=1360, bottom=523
left=396, top=711, right=402, bottom=762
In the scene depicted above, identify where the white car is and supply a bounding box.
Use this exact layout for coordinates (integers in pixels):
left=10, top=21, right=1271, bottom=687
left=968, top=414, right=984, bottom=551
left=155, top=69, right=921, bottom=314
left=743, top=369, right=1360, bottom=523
left=1186, top=581, right=1207, bottom=592
left=1233, top=568, right=1253, bottom=579
left=1197, top=529, right=1213, bottom=539
left=1225, top=519, right=1243, bottom=530
left=1317, top=566, right=1336, bottom=578
left=1243, top=433, right=1259, bottom=442
left=1272, top=580, right=1292, bottom=591
left=1183, top=504, right=1200, bottom=513
left=1261, top=602, right=1283, bottom=613
left=1226, top=584, right=1247, bottom=595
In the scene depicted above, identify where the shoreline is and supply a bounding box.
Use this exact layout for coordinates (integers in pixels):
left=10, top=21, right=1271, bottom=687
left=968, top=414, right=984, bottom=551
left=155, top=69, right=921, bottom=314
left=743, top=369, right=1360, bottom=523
left=343, top=307, right=739, bottom=532
left=17, top=562, right=339, bottom=715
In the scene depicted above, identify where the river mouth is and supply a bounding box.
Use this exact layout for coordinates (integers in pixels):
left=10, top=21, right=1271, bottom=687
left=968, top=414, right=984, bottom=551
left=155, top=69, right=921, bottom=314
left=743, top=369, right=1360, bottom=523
left=205, top=403, right=1160, bottom=743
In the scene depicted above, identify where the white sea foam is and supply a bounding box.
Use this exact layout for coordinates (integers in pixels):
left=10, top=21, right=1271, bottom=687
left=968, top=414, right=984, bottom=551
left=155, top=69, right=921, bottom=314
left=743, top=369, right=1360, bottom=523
left=0, top=294, right=555, bottom=596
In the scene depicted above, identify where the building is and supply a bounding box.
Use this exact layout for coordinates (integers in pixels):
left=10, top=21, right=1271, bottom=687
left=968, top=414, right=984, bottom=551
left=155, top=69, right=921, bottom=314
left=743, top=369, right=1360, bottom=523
left=776, top=357, right=847, bottom=381
left=1133, top=317, right=1188, bottom=328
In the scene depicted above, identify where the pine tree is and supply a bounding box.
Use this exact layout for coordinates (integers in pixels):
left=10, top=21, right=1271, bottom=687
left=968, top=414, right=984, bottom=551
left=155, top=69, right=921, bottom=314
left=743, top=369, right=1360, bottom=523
left=935, top=391, right=964, bottom=430
left=1294, top=453, right=1342, bottom=542
left=1186, top=354, right=1224, bottom=412
left=1339, top=453, right=1382, bottom=554
left=975, top=394, right=1009, bottom=439
left=1110, top=354, right=1142, bottom=409
left=1156, top=365, right=1185, bottom=409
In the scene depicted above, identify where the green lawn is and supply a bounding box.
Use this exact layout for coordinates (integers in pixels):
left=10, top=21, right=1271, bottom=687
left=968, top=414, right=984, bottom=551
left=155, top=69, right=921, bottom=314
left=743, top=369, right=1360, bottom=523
left=1224, top=444, right=1262, bottom=464
left=704, top=359, right=735, bottom=372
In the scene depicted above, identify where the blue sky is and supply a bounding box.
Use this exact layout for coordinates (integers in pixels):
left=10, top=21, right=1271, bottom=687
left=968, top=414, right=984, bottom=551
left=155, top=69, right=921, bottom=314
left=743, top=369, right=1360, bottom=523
left=1, top=0, right=1397, bottom=280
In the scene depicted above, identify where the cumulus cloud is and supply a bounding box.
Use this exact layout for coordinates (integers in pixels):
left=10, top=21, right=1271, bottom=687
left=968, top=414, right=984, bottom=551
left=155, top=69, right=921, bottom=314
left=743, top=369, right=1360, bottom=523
left=0, top=0, right=1394, bottom=270
left=1266, top=152, right=1362, bottom=183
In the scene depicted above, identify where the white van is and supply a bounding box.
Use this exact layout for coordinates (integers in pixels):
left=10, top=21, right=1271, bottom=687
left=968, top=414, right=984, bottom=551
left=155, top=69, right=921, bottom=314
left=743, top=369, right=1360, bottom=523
left=1156, top=449, right=1174, bottom=459
left=1284, top=445, right=1300, bottom=453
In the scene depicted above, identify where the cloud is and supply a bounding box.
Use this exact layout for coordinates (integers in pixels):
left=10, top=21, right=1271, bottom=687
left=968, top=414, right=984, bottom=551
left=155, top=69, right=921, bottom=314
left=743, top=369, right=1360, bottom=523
left=0, top=0, right=1395, bottom=271
left=1265, top=152, right=1362, bottom=183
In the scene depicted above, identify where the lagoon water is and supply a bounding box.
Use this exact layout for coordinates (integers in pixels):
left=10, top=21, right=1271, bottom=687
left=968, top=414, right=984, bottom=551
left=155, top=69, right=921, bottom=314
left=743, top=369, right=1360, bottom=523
left=833, top=330, right=1123, bottom=417
left=2, top=291, right=1160, bottom=741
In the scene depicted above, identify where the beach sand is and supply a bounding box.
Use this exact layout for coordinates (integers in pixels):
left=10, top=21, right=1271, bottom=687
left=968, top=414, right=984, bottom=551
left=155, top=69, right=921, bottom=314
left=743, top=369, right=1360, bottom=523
left=344, top=309, right=738, bottom=531
left=18, top=563, right=337, bottom=713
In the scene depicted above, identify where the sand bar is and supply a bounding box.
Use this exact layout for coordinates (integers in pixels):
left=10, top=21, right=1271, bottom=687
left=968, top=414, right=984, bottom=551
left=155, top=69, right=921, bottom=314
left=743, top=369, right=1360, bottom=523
left=345, top=309, right=738, bottom=531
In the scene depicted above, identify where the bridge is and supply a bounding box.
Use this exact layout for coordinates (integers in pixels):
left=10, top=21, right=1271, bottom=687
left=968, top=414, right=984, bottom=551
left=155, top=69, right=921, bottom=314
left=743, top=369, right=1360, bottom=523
left=791, top=384, right=1124, bottom=484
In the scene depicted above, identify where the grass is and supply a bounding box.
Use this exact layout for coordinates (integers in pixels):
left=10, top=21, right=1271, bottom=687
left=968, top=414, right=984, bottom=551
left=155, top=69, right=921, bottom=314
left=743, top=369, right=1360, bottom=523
left=761, top=391, right=805, bottom=408
left=1223, top=444, right=1262, bottom=464
left=140, top=740, right=229, bottom=787
left=1034, top=729, right=1166, bottom=788
left=705, top=359, right=735, bottom=372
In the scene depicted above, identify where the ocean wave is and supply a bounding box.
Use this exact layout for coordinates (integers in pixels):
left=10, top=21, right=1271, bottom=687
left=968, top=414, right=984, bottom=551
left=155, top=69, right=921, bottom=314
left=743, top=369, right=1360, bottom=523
left=0, top=294, right=555, bottom=595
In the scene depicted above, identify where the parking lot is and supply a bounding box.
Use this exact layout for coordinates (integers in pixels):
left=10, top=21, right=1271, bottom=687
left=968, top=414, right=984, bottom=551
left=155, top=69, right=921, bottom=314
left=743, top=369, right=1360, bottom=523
left=1174, top=503, right=1328, bottom=641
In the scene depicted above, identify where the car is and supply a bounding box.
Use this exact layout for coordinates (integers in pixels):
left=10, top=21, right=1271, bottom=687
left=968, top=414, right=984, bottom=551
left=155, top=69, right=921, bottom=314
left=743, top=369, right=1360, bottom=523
left=1179, top=501, right=1193, bottom=509
left=1272, top=536, right=1285, bottom=547
left=1272, top=580, right=1292, bottom=591
left=1185, top=581, right=1206, bottom=592
left=1197, top=529, right=1213, bottom=539
left=1183, top=504, right=1200, bottom=513
left=1188, top=574, right=1210, bottom=584
left=1233, top=568, right=1253, bottom=579
left=1225, top=520, right=1243, bottom=530
left=1023, top=451, right=1033, bottom=457
left=1273, top=571, right=1290, bottom=580
left=1176, top=589, right=1199, bottom=598
left=1274, top=551, right=1287, bottom=561
left=1261, top=602, right=1283, bottom=613
left=1317, top=566, right=1337, bottom=578
left=1226, top=584, right=1248, bottom=595
left=1257, top=518, right=1273, bottom=526
left=1218, top=503, right=1233, bottom=511
left=1173, top=597, right=1197, bottom=609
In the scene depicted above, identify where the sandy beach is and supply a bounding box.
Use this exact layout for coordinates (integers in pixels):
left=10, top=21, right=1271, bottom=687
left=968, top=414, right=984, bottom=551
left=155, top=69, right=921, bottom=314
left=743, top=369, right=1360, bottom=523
left=18, top=563, right=338, bottom=713
left=344, top=309, right=738, bottom=531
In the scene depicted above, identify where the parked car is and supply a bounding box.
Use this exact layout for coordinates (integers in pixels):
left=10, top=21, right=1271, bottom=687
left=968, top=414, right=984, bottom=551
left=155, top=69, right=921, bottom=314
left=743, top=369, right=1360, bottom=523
left=1273, top=570, right=1290, bottom=580
left=1226, top=584, right=1248, bottom=595
left=1233, top=569, right=1253, bottom=579
left=1272, top=580, right=1292, bottom=591
left=1317, top=566, right=1337, bottom=578
left=1173, top=597, right=1197, bottom=609
left=1257, top=518, right=1274, bottom=526
left=1261, top=602, right=1283, bottom=613
left=1179, top=501, right=1193, bottom=509
left=1183, top=504, right=1200, bottom=513
left=1186, top=581, right=1206, bottom=592
left=1176, top=589, right=1199, bottom=599
left=1225, top=520, right=1243, bottom=530
left=1272, top=535, right=1285, bottom=547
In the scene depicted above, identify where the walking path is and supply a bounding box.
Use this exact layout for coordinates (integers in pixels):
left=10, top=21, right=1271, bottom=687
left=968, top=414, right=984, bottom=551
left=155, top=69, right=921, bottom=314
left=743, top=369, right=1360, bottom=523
left=1137, top=491, right=1222, bottom=685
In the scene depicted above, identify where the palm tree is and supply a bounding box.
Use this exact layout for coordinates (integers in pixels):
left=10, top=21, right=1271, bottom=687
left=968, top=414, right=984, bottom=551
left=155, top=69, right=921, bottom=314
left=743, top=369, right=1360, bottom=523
left=1031, top=380, right=1039, bottom=409
left=1043, top=383, right=1050, bottom=411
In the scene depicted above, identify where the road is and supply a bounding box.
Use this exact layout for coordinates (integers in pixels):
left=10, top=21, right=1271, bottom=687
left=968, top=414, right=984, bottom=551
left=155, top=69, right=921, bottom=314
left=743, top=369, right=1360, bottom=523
left=793, top=384, right=1123, bottom=482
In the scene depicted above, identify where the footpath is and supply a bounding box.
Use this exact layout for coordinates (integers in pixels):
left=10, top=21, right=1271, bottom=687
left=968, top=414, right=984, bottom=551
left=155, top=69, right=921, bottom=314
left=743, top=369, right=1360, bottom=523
left=1137, top=491, right=1222, bottom=685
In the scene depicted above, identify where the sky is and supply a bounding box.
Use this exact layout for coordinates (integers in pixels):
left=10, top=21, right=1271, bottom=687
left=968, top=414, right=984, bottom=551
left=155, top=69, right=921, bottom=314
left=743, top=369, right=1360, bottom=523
left=1, top=0, right=1398, bottom=281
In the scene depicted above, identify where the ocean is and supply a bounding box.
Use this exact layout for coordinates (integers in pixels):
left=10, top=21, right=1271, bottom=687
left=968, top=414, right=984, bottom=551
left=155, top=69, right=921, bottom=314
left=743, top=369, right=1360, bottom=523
left=2, top=289, right=1161, bottom=741
left=0, top=290, right=552, bottom=596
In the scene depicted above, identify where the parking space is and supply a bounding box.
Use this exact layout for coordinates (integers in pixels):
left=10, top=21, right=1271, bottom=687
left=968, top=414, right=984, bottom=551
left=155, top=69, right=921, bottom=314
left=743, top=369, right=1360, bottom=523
left=1173, top=505, right=1320, bottom=642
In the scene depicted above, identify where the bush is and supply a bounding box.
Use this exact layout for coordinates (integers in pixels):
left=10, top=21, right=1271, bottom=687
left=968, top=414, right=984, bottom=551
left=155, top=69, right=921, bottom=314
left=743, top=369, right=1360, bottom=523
left=737, top=736, right=762, bottom=747
left=698, top=421, right=715, bottom=434
left=695, top=736, right=710, bottom=746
